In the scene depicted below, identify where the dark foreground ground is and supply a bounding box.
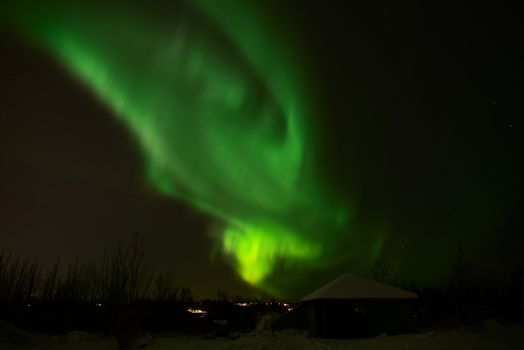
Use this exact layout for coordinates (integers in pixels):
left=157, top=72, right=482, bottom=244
left=1, top=321, right=523, bottom=350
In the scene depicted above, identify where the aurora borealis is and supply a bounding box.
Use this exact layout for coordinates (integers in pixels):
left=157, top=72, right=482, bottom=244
left=1, top=0, right=349, bottom=295
left=1, top=1, right=522, bottom=298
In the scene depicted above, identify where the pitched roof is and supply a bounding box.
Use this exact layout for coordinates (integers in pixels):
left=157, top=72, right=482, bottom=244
left=301, top=273, right=418, bottom=301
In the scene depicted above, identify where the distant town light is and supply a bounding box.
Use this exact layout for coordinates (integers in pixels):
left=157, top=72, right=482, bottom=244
left=187, top=307, right=207, bottom=315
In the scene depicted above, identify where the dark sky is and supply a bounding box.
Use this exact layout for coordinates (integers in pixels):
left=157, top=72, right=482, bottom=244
left=0, top=1, right=522, bottom=298
left=299, top=1, right=523, bottom=284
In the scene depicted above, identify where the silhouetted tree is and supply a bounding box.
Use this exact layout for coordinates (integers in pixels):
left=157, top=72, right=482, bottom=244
left=216, top=289, right=229, bottom=302
left=42, top=256, right=61, bottom=301
left=179, top=287, right=193, bottom=304
left=449, top=243, right=470, bottom=296
left=154, top=271, right=178, bottom=302
left=99, top=233, right=152, bottom=350
left=371, top=256, right=395, bottom=284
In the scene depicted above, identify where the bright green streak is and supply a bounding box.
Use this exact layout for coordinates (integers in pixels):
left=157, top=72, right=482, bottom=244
left=223, top=223, right=323, bottom=285
left=2, top=0, right=347, bottom=295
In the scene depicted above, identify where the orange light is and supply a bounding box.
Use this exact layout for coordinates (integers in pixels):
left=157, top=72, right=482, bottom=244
left=187, top=307, right=207, bottom=314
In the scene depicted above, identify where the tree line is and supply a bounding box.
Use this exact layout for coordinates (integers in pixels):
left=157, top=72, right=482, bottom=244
left=370, top=243, right=524, bottom=332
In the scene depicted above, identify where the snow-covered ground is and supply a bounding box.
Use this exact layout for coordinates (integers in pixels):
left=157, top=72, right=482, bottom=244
left=1, top=322, right=523, bottom=350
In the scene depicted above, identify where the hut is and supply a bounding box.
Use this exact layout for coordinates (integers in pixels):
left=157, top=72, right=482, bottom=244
left=272, top=273, right=418, bottom=338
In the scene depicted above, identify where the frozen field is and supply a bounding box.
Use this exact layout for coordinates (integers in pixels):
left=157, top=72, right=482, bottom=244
left=1, top=323, right=523, bottom=350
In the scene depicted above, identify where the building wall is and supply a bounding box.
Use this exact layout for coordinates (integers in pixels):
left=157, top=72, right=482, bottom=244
left=273, top=299, right=416, bottom=338
left=363, top=300, right=415, bottom=336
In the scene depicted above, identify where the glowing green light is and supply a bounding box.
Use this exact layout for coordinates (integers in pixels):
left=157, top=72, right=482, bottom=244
left=2, top=0, right=349, bottom=295
left=223, top=223, right=323, bottom=285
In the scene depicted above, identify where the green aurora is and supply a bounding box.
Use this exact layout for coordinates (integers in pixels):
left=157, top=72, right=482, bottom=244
left=1, top=0, right=355, bottom=295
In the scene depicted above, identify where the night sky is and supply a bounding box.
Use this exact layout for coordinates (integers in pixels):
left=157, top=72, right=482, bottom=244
left=0, top=0, right=522, bottom=299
